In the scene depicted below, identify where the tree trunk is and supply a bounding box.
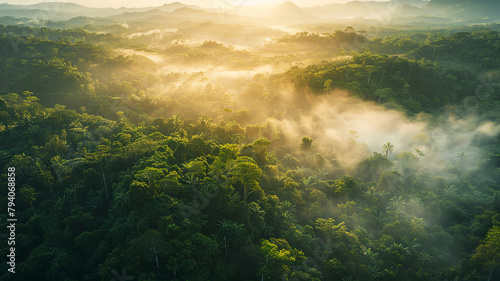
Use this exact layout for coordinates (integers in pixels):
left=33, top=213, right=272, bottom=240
left=154, top=247, right=160, bottom=271
left=488, top=261, right=495, bottom=281
left=261, top=256, right=269, bottom=281
left=243, top=186, right=254, bottom=202
left=49, top=186, right=55, bottom=201
left=100, top=161, right=109, bottom=199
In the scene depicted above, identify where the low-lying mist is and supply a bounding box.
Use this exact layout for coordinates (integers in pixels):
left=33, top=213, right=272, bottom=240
left=147, top=60, right=499, bottom=177
left=102, top=31, right=500, bottom=184
left=250, top=87, right=499, bottom=175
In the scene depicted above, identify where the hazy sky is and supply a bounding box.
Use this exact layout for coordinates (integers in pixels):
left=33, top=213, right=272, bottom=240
left=1, top=0, right=384, bottom=8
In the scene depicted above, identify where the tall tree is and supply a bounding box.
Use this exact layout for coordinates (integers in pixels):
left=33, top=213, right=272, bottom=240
left=382, top=142, right=394, bottom=157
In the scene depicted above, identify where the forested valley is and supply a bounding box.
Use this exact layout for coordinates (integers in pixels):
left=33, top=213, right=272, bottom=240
left=0, top=1, right=499, bottom=281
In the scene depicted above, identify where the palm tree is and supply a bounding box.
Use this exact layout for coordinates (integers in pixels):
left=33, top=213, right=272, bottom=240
left=184, top=173, right=199, bottom=188
left=217, top=219, right=231, bottom=253
left=217, top=220, right=247, bottom=251
left=386, top=196, right=406, bottom=216
left=269, top=209, right=283, bottom=228
left=262, top=225, right=275, bottom=238
left=366, top=265, right=382, bottom=280
left=401, top=236, right=421, bottom=254
left=113, top=191, right=129, bottom=212
left=171, top=114, right=181, bottom=129
left=300, top=176, right=315, bottom=189
left=454, top=204, right=470, bottom=220
left=407, top=197, right=424, bottom=215
left=372, top=210, right=389, bottom=227
left=249, top=202, right=266, bottom=218
left=456, top=152, right=466, bottom=166
left=410, top=217, right=426, bottom=234
left=391, top=243, right=411, bottom=256
left=443, top=184, right=457, bottom=200
left=418, top=252, right=433, bottom=267
left=363, top=248, right=379, bottom=264
left=382, top=142, right=394, bottom=157
left=229, top=222, right=247, bottom=248
left=295, top=166, right=307, bottom=176
left=280, top=210, right=297, bottom=223
left=316, top=167, right=328, bottom=179
left=65, top=183, right=80, bottom=202
left=85, top=196, right=102, bottom=212
left=281, top=200, right=296, bottom=214
left=60, top=194, right=71, bottom=207
left=364, top=186, right=379, bottom=204
left=51, top=155, right=69, bottom=181
left=227, top=189, right=241, bottom=203
left=280, top=201, right=297, bottom=223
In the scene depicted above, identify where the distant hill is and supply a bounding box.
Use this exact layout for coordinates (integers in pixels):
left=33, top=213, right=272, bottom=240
left=0, top=0, right=497, bottom=27
left=170, top=7, right=215, bottom=17
left=108, top=9, right=168, bottom=21
left=392, top=4, right=426, bottom=17
left=0, top=8, right=80, bottom=21
left=397, top=0, right=429, bottom=8
left=24, top=2, right=115, bottom=14
left=156, top=2, right=201, bottom=12
left=105, top=6, right=259, bottom=27
left=0, top=2, right=205, bottom=21
left=0, top=2, right=118, bottom=19
left=0, top=16, right=31, bottom=26
left=267, top=1, right=314, bottom=23
left=230, top=1, right=430, bottom=20
left=425, top=0, right=497, bottom=8
left=303, top=0, right=498, bottom=21
left=57, top=16, right=115, bottom=27
left=424, top=0, right=500, bottom=19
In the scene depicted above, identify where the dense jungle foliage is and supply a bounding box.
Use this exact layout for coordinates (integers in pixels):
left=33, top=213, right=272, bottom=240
left=0, top=24, right=499, bottom=281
